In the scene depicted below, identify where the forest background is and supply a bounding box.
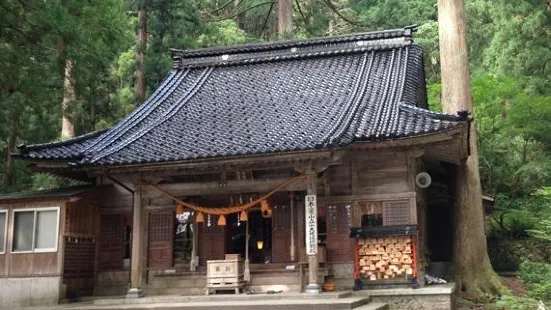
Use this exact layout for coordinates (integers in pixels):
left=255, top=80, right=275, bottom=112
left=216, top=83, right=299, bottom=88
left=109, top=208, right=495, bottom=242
left=0, top=0, right=550, bottom=306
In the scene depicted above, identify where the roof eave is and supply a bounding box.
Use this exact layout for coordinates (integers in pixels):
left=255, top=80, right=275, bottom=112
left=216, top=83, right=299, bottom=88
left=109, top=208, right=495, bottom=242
left=85, top=126, right=468, bottom=175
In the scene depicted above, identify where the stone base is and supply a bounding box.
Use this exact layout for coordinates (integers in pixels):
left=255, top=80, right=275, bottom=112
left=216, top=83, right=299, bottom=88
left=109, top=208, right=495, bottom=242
left=305, top=283, right=321, bottom=294
left=0, top=276, right=61, bottom=308
left=126, top=287, right=145, bottom=298
left=356, top=283, right=457, bottom=310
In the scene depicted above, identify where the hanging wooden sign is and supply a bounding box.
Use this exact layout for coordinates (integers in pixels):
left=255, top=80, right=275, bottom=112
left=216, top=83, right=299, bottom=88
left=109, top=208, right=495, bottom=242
left=305, top=195, right=318, bottom=255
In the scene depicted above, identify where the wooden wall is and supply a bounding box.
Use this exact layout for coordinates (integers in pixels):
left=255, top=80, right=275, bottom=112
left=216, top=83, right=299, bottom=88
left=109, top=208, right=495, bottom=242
left=63, top=199, right=99, bottom=297
left=96, top=185, right=133, bottom=271
left=322, top=150, right=410, bottom=197
left=318, top=150, right=415, bottom=266
left=0, top=201, right=65, bottom=278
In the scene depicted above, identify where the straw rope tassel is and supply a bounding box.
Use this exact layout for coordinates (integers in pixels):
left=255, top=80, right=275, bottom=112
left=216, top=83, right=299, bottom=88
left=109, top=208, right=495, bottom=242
left=196, top=212, right=205, bottom=223
left=240, top=210, right=248, bottom=221
left=150, top=175, right=305, bottom=215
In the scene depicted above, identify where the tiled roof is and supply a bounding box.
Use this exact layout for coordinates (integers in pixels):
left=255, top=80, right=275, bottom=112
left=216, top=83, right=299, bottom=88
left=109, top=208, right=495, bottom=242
left=18, top=27, right=468, bottom=166
left=18, top=130, right=106, bottom=160
left=0, top=185, right=105, bottom=203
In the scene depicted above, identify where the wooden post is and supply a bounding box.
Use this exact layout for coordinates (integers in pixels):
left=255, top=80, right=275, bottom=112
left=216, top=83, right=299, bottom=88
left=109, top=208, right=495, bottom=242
left=290, top=191, right=295, bottom=262
left=190, top=216, right=198, bottom=271
left=127, top=186, right=145, bottom=298
left=305, top=172, right=321, bottom=294
left=244, top=211, right=251, bottom=282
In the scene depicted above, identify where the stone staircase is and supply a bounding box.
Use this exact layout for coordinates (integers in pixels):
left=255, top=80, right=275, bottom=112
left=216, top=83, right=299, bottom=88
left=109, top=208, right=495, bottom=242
left=39, top=292, right=388, bottom=310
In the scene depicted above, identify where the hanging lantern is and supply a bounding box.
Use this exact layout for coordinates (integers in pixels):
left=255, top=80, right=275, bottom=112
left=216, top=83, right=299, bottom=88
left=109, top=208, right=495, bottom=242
left=175, top=204, right=185, bottom=215
left=240, top=210, right=248, bottom=222
left=196, top=212, right=205, bottom=223
left=262, top=208, right=273, bottom=218
left=260, top=199, right=272, bottom=218
left=256, top=240, right=264, bottom=250
left=217, top=214, right=227, bottom=226
left=260, top=199, right=269, bottom=212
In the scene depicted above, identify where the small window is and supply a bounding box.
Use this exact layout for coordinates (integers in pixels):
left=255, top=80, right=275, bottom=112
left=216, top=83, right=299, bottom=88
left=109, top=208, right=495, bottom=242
left=0, top=211, right=6, bottom=253
left=13, top=207, right=59, bottom=253
left=359, top=202, right=383, bottom=227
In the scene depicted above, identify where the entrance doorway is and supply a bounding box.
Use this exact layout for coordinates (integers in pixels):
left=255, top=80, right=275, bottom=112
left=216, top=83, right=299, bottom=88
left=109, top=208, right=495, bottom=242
left=174, top=211, right=194, bottom=266
left=226, top=211, right=272, bottom=264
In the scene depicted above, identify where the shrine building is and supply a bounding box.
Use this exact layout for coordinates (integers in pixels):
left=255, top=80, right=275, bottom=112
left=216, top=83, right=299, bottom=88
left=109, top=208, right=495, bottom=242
left=0, top=26, right=469, bottom=307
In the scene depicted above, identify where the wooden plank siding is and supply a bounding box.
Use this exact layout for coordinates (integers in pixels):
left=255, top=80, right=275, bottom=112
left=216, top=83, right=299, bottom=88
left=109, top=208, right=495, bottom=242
left=63, top=200, right=99, bottom=297
left=325, top=204, right=355, bottom=262
left=199, top=215, right=225, bottom=266
left=272, top=204, right=291, bottom=263
left=97, top=214, right=126, bottom=270
left=0, top=201, right=65, bottom=278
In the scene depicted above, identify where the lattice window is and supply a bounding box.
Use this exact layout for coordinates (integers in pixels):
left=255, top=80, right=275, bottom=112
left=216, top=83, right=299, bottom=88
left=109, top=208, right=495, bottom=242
left=383, top=201, right=411, bottom=226
left=100, top=214, right=124, bottom=248
left=149, top=212, right=173, bottom=243
left=63, top=237, right=96, bottom=280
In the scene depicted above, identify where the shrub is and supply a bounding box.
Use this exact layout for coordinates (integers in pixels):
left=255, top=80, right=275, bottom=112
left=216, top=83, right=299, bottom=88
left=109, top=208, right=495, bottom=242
left=519, top=261, right=551, bottom=302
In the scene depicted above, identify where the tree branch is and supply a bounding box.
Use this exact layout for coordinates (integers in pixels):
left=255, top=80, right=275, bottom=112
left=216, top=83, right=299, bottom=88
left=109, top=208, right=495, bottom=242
left=294, top=0, right=314, bottom=35
left=1, top=25, right=60, bottom=52
left=210, top=0, right=244, bottom=15
left=259, top=1, right=275, bottom=37
left=205, top=1, right=275, bottom=22
left=322, top=0, right=370, bottom=27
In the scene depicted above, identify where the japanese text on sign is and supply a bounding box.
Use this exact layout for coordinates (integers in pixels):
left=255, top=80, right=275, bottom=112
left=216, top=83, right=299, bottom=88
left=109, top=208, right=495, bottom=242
left=305, top=195, right=317, bottom=255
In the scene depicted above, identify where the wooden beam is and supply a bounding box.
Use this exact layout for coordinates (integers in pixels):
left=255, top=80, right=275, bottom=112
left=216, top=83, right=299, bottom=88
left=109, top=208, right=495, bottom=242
left=318, top=192, right=416, bottom=204
left=143, top=177, right=308, bottom=198
left=90, top=151, right=338, bottom=175
left=351, top=126, right=467, bottom=150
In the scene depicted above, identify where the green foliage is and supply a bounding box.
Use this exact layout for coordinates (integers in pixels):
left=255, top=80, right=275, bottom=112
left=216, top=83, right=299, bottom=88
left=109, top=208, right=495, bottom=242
left=0, top=0, right=549, bottom=248
left=494, top=295, right=543, bottom=310
left=487, top=237, right=551, bottom=271
left=519, top=262, right=551, bottom=302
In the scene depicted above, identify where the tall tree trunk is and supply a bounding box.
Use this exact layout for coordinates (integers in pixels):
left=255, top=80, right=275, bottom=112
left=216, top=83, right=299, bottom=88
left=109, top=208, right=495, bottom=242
left=135, top=8, right=147, bottom=105
left=4, top=113, right=20, bottom=187
left=278, top=0, right=292, bottom=39
left=437, top=0, right=504, bottom=299
left=235, top=0, right=246, bottom=30
left=61, top=57, right=76, bottom=139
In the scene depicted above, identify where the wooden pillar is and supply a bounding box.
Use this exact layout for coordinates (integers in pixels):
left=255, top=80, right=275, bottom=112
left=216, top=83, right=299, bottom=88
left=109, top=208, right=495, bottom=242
left=127, top=186, right=145, bottom=298
left=290, top=191, right=296, bottom=262
left=190, top=213, right=199, bottom=271
left=305, top=172, right=321, bottom=294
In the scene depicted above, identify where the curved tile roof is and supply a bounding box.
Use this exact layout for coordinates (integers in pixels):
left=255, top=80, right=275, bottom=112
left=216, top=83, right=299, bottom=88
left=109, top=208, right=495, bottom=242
left=18, top=130, right=106, bottom=160
left=19, top=27, right=468, bottom=166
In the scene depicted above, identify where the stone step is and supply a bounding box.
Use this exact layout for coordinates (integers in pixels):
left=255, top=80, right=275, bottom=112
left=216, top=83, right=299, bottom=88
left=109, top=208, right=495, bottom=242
left=94, top=292, right=355, bottom=304
left=146, top=287, right=206, bottom=296
left=43, top=296, right=375, bottom=310
left=148, top=278, right=207, bottom=289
